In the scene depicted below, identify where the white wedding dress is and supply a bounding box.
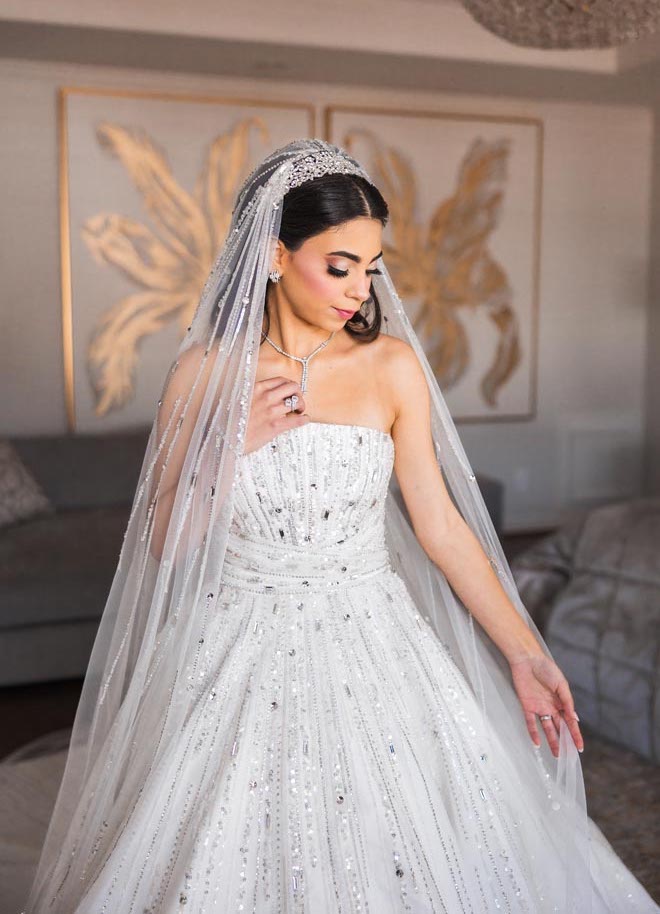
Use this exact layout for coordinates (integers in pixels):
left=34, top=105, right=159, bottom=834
left=63, top=422, right=657, bottom=913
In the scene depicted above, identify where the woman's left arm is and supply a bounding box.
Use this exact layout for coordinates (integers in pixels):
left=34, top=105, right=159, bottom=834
left=384, top=339, right=584, bottom=757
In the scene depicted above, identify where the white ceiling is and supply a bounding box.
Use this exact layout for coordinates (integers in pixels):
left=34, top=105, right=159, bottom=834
left=4, top=0, right=658, bottom=74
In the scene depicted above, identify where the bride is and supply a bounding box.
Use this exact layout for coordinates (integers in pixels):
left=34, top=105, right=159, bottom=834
left=22, top=139, right=658, bottom=912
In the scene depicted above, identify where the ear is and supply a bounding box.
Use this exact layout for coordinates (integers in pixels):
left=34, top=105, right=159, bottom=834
left=270, top=239, right=287, bottom=274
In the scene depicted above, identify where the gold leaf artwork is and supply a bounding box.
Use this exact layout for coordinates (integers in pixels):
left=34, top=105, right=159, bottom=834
left=82, top=117, right=269, bottom=416
left=342, top=129, right=521, bottom=407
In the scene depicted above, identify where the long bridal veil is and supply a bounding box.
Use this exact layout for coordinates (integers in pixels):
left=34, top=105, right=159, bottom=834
left=23, top=138, right=653, bottom=913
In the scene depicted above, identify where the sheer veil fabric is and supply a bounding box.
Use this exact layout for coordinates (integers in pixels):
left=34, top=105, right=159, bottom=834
left=21, top=139, right=655, bottom=913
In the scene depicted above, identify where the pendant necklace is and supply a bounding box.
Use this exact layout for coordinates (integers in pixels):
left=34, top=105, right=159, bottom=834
left=261, top=329, right=335, bottom=393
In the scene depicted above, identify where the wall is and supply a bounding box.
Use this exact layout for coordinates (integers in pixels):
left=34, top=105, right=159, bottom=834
left=0, top=0, right=619, bottom=73
left=0, top=57, right=653, bottom=531
left=644, top=102, right=660, bottom=496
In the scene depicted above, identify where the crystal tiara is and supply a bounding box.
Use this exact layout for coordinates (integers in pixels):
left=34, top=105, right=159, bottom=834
left=285, top=141, right=370, bottom=190
left=234, top=140, right=371, bottom=212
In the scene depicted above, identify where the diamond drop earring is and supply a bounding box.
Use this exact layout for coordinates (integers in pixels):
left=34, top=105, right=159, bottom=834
left=269, top=270, right=282, bottom=283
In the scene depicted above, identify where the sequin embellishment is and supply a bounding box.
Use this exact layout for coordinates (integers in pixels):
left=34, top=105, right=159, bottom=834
left=64, top=423, right=626, bottom=914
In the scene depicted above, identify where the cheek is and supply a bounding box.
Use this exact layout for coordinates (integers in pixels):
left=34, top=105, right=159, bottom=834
left=296, top=261, right=336, bottom=299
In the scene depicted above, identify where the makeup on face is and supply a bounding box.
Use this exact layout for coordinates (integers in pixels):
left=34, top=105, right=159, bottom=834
left=278, top=221, right=384, bottom=325
left=332, top=306, right=357, bottom=320
left=325, top=249, right=383, bottom=280
left=323, top=247, right=382, bottom=320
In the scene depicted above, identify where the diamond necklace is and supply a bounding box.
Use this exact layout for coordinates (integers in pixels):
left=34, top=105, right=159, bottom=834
left=261, top=329, right=335, bottom=393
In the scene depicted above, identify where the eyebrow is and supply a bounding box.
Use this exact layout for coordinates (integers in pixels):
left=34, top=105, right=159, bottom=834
left=327, top=250, right=383, bottom=264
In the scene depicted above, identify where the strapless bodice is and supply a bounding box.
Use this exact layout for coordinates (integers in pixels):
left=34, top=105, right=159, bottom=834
left=223, top=422, right=395, bottom=594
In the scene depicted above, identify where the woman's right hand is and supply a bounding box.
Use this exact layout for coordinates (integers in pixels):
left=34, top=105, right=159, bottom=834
left=244, top=376, right=311, bottom=455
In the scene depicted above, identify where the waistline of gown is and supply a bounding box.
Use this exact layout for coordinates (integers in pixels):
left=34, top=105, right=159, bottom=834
left=220, top=527, right=392, bottom=594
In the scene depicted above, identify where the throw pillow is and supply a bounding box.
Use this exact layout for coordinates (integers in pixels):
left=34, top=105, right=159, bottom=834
left=0, top=439, right=54, bottom=528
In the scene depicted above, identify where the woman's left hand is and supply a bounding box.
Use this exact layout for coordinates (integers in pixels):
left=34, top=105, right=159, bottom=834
left=508, top=652, right=584, bottom=757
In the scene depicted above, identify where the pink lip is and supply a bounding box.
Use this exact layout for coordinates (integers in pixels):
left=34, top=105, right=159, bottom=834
left=333, top=307, right=356, bottom=319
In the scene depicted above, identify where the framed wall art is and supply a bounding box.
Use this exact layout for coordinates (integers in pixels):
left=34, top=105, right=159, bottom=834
left=326, top=105, right=543, bottom=423
left=59, top=86, right=314, bottom=431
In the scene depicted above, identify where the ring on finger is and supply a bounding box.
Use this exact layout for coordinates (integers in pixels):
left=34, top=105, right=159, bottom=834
left=284, top=394, right=299, bottom=412
left=538, top=714, right=553, bottom=721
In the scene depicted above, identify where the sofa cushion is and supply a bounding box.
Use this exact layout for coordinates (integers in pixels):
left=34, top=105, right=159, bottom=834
left=11, top=428, right=151, bottom=511
left=512, top=497, right=660, bottom=764
left=0, top=505, right=131, bottom=628
left=0, top=441, right=54, bottom=529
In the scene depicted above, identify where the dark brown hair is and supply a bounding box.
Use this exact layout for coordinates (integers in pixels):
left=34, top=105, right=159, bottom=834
left=263, top=171, right=389, bottom=344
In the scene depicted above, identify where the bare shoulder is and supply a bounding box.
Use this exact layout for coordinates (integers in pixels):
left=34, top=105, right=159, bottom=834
left=158, top=340, right=222, bottom=417
left=377, top=334, right=420, bottom=371
left=173, top=341, right=202, bottom=376
left=345, top=331, right=415, bottom=382
left=170, top=339, right=224, bottom=384
left=370, top=334, right=428, bottom=421
left=176, top=340, right=217, bottom=372
left=363, top=332, right=419, bottom=377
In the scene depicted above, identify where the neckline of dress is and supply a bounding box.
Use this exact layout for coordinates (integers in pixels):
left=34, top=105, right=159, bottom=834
left=307, top=420, right=393, bottom=442
left=241, top=420, right=393, bottom=460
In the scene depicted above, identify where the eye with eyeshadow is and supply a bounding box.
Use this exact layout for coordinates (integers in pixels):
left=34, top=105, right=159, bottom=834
left=327, top=265, right=382, bottom=278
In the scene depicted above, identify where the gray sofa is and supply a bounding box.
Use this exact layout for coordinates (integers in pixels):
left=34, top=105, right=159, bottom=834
left=511, top=497, right=660, bottom=765
left=0, top=428, right=504, bottom=688
left=0, top=429, right=150, bottom=687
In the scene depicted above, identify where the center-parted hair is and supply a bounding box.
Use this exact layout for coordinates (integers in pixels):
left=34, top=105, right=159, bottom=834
left=263, top=172, right=389, bottom=343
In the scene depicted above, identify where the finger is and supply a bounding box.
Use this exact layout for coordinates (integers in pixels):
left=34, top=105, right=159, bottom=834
left=281, top=393, right=306, bottom=417
left=557, top=709, right=584, bottom=753
left=289, top=412, right=311, bottom=428
left=523, top=711, right=542, bottom=748
left=540, top=715, right=561, bottom=758
left=555, top=677, right=577, bottom=720
left=555, top=681, right=584, bottom=753
left=267, top=395, right=306, bottom=422
left=560, top=712, right=584, bottom=754
left=274, top=388, right=306, bottom=414
left=263, top=377, right=304, bottom=399
left=255, top=376, right=289, bottom=394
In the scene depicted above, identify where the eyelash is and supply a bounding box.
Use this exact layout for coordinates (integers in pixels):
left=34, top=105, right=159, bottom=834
left=327, top=265, right=382, bottom=278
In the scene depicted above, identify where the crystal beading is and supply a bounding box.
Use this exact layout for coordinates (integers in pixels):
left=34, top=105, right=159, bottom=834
left=284, top=142, right=370, bottom=191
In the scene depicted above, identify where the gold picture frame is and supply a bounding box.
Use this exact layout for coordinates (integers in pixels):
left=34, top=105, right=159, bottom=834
left=326, top=105, right=543, bottom=424
left=59, top=85, right=314, bottom=431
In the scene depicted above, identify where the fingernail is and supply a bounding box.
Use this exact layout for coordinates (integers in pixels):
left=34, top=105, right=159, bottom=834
left=573, top=713, right=580, bottom=721
left=578, top=746, right=584, bottom=753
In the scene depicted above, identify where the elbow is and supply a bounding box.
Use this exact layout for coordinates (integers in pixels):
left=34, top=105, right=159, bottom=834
left=413, top=505, right=462, bottom=561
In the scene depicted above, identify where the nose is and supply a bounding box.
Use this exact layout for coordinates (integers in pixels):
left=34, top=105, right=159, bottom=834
left=347, top=273, right=372, bottom=304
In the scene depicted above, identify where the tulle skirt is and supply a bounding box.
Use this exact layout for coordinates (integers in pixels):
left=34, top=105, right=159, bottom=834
left=66, top=566, right=657, bottom=913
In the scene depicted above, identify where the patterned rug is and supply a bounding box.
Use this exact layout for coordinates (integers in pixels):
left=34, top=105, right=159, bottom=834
left=579, top=723, right=659, bottom=901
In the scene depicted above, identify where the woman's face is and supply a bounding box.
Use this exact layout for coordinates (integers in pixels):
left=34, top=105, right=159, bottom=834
left=271, top=216, right=383, bottom=330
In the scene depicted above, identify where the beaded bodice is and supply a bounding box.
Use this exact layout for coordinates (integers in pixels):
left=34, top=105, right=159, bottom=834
left=223, top=422, right=395, bottom=594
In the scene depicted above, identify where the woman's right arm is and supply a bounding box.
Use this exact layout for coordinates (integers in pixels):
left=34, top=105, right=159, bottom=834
left=148, top=345, right=310, bottom=563
left=149, top=343, right=222, bottom=563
